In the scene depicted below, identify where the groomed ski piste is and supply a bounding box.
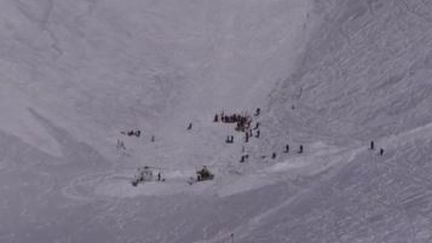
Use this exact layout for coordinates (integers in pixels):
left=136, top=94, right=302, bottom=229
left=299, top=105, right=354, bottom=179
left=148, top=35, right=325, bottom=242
left=2, top=0, right=432, bottom=242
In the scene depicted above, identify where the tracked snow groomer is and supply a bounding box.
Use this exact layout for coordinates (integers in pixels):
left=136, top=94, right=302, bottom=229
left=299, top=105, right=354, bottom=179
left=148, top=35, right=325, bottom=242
left=131, top=166, right=154, bottom=187
left=196, top=166, right=214, bottom=181
left=188, top=166, right=214, bottom=185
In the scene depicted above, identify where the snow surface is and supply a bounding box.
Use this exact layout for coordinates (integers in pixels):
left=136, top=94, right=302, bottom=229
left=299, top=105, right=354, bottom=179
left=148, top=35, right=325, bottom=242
left=1, top=0, right=432, bottom=242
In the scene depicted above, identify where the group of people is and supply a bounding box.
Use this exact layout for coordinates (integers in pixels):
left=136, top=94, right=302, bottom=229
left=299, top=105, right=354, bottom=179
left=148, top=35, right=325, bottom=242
left=116, top=130, right=157, bottom=153
left=131, top=166, right=165, bottom=187
left=121, top=130, right=141, bottom=137
left=370, top=141, right=384, bottom=155
left=240, top=144, right=304, bottom=163
left=225, top=135, right=235, bottom=144
left=214, top=112, right=253, bottom=132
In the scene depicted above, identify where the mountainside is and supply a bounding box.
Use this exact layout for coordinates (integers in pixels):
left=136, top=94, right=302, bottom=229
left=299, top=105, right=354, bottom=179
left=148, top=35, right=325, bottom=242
left=1, top=0, right=432, bottom=242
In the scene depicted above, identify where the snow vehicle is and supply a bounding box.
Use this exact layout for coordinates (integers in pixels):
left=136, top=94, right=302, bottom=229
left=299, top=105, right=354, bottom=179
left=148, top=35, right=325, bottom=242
left=131, top=166, right=154, bottom=186
left=187, top=166, right=214, bottom=185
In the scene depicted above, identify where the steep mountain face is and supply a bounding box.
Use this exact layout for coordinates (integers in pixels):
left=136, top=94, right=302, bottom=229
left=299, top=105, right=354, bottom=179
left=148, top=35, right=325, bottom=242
left=1, top=0, right=432, bottom=242
left=0, top=0, right=314, bottom=242
left=0, top=0, right=311, bottom=159
left=247, top=0, right=432, bottom=242
left=265, top=0, right=432, bottom=146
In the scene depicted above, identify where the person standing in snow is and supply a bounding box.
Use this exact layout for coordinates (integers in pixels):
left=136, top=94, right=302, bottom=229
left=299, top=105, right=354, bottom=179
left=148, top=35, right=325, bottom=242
left=298, top=145, right=303, bottom=154
left=379, top=148, right=384, bottom=156
left=370, top=141, right=375, bottom=150
left=135, top=130, right=141, bottom=137
left=254, top=108, right=261, bottom=116
left=187, top=123, right=192, bottom=130
left=254, top=122, right=260, bottom=130
left=284, top=144, right=289, bottom=153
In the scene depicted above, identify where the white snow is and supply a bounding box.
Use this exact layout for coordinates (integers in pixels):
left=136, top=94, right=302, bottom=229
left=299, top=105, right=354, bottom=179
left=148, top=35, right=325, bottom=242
left=1, top=0, right=432, bottom=242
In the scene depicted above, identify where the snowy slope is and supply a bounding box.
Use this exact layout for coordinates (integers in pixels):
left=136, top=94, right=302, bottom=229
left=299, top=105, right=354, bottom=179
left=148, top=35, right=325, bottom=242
left=1, top=0, right=432, bottom=242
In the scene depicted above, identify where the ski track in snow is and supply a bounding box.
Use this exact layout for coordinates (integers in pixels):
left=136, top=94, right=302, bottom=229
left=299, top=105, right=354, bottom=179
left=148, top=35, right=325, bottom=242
left=196, top=121, right=432, bottom=243
left=2, top=0, right=432, bottom=242
left=62, top=120, right=432, bottom=206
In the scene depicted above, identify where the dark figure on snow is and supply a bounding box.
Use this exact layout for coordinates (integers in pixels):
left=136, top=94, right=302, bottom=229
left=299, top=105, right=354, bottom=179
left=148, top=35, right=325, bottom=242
left=151, top=135, right=155, bottom=142
left=245, top=133, right=249, bottom=143
left=157, top=172, right=161, bottom=181
left=214, top=114, right=219, bottom=122
left=254, top=108, right=261, bottom=116
left=254, top=122, right=260, bottom=130
left=284, top=144, right=289, bottom=153
left=240, top=155, right=245, bottom=163
left=379, top=148, right=384, bottom=156
left=255, top=130, right=260, bottom=138
left=272, top=152, right=277, bottom=159
left=127, top=130, right=134, bottom=136
left=370, top=141, right=374, bottom=150
left=135, top=130, right=141, bottom=137
left=298, top=145, right=303, bottom=154
left=187, top=123, right=192, bottom=130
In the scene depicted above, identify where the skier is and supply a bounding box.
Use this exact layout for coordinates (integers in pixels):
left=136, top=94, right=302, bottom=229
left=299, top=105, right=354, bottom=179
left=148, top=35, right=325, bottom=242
left=245, top=132, right=249, bottom=143
left=214, top=114, right=219, bottom=122
left=187, top=123, right=192, bottom=130
left=135, top=130, right=141, bottom=137
left=151, top=135, right=155, bottom=142
left=370, top=141, right=374, bottom=150
left=240, top=155, right=245, bottom=163
left=284, top=144, right=289, bottom=153
left=272, top=152, right=276, bottom=159
left=157, top=172, right=161, bottom=181
left=298, top=145, right=303, bottom=154
left=379, top=148, right=384, bottom=156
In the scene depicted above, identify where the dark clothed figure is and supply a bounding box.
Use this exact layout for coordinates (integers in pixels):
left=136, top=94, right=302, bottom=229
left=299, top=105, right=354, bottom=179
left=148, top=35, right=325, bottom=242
left=298, top=145, right=303, bottom=154
left=284, top=144, right=289, bottom=153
